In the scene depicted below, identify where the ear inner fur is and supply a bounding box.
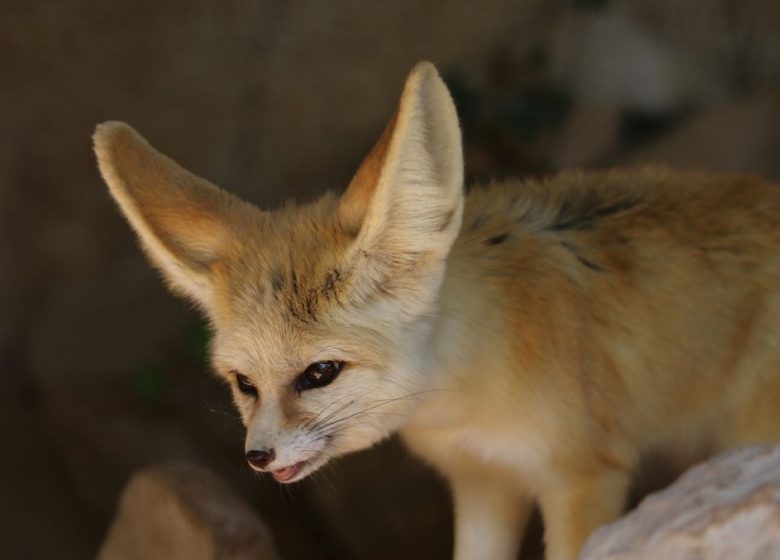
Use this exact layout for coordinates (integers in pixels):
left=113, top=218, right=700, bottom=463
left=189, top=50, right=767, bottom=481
left=339, top=62, right=463, bottom=248
left=334, top=62, right=465, bottom=311
left=93, top=121, right=256, bottom=307
left=339, top=108, right=399, bottom=235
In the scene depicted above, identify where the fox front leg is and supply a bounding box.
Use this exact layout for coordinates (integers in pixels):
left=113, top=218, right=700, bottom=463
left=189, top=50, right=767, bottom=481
left=449, top=473, right=532, bottom=560
left=538, top=467, right=630, bottom=560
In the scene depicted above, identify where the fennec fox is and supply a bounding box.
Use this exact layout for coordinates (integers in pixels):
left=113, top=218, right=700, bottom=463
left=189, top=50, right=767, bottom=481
left=94, top=62, right=780, bottom=560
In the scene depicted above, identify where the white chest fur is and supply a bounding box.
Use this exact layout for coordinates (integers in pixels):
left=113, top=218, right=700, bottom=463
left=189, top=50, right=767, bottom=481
left=403, top=393, right=552, bottom=485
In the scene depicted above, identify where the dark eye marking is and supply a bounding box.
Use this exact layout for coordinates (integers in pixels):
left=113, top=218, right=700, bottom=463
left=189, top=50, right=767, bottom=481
left=295, top=361, right=345, bottom=392
left=232, top=371, right=258, bottom=398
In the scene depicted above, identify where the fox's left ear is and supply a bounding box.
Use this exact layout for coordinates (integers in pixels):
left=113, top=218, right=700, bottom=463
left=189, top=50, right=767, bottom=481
left=339, top=62, right=464, bottom=310
left=93, top=122, right=258, bottom=312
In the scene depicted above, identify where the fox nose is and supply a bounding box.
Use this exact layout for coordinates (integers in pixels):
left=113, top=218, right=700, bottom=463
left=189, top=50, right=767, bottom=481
left=246, top=448, right=275, bottom=470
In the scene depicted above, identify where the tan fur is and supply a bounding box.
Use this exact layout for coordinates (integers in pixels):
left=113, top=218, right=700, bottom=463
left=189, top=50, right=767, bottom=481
left=94, top=62, right=780, bottom=560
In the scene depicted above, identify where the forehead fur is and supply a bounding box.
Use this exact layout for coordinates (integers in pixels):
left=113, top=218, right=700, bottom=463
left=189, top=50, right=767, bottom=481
left=210, top=192, right=361, bottom=329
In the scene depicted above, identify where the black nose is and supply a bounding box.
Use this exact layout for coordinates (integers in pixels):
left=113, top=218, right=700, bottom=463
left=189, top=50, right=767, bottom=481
left=246, top=448, right=275, bottom=469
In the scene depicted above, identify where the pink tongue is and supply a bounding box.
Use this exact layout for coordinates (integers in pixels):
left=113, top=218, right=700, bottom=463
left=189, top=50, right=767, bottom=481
left=272, top=462, right=302, bottom=481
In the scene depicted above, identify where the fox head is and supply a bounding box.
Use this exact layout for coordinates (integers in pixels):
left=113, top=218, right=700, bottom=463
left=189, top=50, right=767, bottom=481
left=94, top=62, right=463, bottom=482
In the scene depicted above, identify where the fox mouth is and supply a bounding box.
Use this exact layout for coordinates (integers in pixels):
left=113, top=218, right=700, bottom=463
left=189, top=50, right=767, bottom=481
left=271, top=461, right=305, bottom=482
left=270, top=454, right=328, bottom=483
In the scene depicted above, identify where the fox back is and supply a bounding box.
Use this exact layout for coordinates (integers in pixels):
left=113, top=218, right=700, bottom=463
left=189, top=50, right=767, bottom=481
left=95, top=62, right=780, bottom=560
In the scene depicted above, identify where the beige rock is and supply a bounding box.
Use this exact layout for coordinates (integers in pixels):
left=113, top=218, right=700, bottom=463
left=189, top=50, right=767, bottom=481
left=579, top=445, right=780, bottom=560
left=98, top=463, right=281, bottom=560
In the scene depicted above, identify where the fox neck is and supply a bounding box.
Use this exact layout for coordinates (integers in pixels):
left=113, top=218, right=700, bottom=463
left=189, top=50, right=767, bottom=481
left=403, top=245, right=507, bottom=430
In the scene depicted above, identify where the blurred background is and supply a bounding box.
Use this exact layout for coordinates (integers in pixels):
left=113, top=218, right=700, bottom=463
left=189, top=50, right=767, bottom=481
left=3, top=1, right=780, bottom=558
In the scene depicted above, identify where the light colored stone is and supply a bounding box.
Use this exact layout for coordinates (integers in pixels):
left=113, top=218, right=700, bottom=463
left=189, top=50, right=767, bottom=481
left=98, top=463, right=281, bottom=560
left=579, top=445, right=780, bottom=560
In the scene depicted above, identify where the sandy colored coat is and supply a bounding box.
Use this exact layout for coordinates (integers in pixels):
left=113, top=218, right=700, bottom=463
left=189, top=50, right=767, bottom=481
left=94, top=62, right=780, bottom=560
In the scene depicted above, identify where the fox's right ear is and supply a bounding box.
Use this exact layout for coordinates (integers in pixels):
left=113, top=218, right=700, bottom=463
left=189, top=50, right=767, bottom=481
left=337, top=62, right=464, bottom=312
left=93, top=122, right=257, bottom=311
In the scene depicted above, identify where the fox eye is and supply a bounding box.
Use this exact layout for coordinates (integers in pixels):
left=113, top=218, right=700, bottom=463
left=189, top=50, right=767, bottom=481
left=232, top=371, right=258, bottom=398
left=296, top=361, right=344, bottom=392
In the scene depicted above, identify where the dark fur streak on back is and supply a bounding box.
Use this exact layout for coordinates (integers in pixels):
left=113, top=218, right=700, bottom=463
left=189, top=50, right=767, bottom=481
left=549, top=195, right=639, bottom=232
left=469, top=214, right=488, bottom=231
left=487, top=232, right=510, bottom=246
left=560, top=241, right=606, bottom=272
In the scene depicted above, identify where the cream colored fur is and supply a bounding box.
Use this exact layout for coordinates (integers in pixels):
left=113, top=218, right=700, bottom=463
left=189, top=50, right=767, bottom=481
left=94, top=61, right=780, bottom=560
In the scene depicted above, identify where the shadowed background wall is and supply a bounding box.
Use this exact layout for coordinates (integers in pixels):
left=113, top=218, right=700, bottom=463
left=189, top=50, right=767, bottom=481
left=3, top=1, right=780, bottom=559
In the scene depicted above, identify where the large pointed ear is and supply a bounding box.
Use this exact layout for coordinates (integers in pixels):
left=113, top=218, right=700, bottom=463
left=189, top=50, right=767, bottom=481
left=338, top=62, right=464, bottom=308
left=93, top=122, right=257, bottom=310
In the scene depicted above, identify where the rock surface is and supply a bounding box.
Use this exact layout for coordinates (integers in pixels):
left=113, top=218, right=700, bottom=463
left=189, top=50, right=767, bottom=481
left=98, top=463, right=281, bottom=560
left=579, top=445, right=780, bottom=560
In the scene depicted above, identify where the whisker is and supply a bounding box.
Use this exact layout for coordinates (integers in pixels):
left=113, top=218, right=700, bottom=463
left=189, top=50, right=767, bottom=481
left=311, top=390, right=434, bottom=434
left=300, top=392, right=358, bottom=430
left=313, top=411, right=404, bottom=437
left=308, top=397, right=359, bottom=431
left=304, top=387, right=377, bottom=432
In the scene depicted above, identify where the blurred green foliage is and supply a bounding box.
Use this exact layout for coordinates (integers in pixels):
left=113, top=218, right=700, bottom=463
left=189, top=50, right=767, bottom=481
left=131, top=363, right=165, bottom=402
left=184, top=320, right=211, bottom=365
